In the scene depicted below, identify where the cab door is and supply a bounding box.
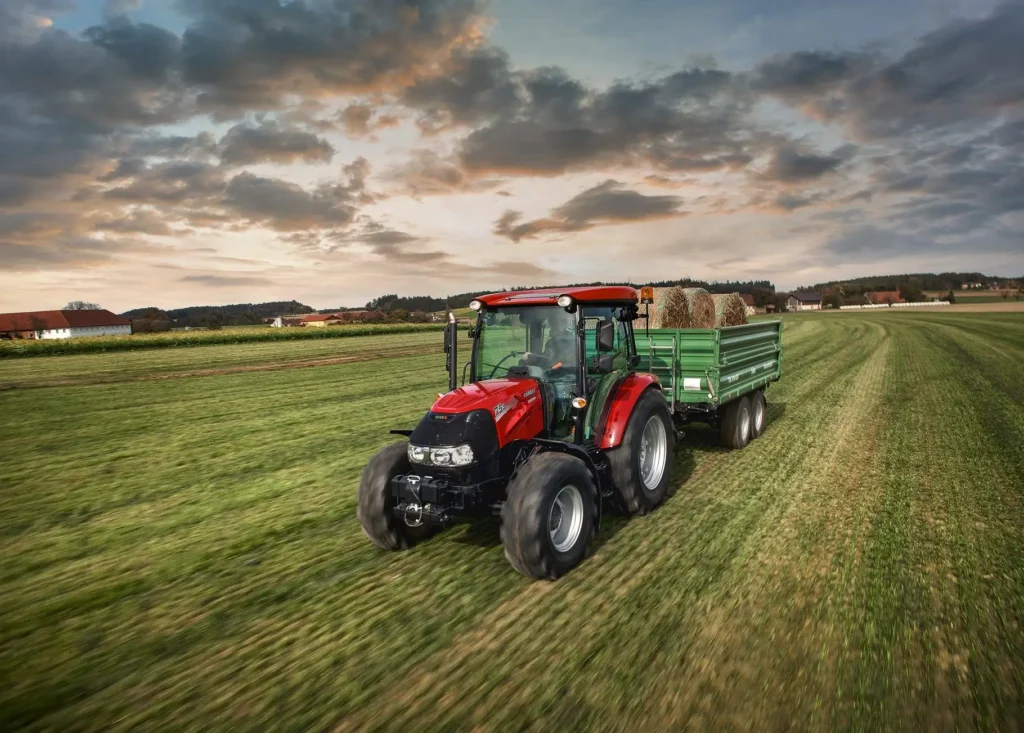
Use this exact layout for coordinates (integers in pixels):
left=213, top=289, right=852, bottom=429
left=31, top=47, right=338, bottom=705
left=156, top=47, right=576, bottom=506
left=581, top=307, right=633, bottom=441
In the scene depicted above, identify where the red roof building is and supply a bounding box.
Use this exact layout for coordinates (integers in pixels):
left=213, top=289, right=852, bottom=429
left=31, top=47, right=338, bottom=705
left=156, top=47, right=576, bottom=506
left=0, top=309, right=132, bottom=339
left=866, top=291, right=905, bottom=305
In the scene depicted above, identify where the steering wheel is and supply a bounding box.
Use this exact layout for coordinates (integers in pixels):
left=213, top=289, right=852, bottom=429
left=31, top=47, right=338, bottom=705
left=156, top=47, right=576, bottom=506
left=487, top=350, right=521, bottom=379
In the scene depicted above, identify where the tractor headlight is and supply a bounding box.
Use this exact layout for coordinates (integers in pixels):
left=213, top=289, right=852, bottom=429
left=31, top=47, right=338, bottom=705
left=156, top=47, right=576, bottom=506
left=469, top=300, right=484, bottom=311
left=407, top=443, right=475, bottom=467
left=556, top=294, right=574, bottom=308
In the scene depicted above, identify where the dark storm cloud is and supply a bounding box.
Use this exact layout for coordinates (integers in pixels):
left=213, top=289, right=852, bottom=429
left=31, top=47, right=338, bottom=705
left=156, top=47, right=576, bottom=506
left=752, top=50, right=868, bottom=99
left=398, top=46, right=754, bottom=176
left=222, top=169, right=365, bottom=232
left=218, top=121, right=335, bottom=166
left=762, top=144, right=851, bottom=182
left=494, top=180, right=685, bottom=242
left=177, top=0, right=483, bottom=114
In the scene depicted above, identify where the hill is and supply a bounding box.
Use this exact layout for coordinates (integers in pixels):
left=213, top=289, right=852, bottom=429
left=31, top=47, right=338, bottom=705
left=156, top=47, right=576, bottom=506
left=122, top=300, right=314, bottom=328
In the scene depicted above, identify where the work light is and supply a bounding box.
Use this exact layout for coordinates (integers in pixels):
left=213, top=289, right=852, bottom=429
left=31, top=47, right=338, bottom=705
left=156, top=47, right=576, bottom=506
left=469, top=300, right=483, bottom=311
left=556, top=295, right=574, bottom=307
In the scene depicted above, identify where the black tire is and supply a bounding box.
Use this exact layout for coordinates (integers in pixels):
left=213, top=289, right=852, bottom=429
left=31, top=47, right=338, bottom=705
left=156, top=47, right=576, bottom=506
left=357, top=442, right=433, bottom=550
left=502, top=452, right=597, bottom=580
left=750, top=390, right=766, bottom=439
left=607, top=388, right=675, bottom=515
left=720, top=395, right=752, bottom=450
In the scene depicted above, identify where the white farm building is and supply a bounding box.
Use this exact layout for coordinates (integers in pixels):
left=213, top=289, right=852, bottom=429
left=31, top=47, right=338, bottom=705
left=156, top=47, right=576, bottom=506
left=0, top=309, right=133, bottom=340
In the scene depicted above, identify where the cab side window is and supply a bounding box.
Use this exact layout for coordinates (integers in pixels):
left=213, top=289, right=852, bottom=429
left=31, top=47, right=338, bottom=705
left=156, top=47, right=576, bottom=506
left=584, top=307, right=629, bottom=373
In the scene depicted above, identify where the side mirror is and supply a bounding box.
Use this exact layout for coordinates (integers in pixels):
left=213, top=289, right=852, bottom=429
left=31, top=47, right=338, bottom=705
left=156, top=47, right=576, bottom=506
left=596, top=319, right=615, bottom=352
left=595, top=353, right=615, bottom=374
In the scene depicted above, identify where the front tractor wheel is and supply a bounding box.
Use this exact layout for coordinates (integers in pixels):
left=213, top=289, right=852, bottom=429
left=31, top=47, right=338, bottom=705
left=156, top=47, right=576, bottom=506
left=608, top=388, right=675, bottom=515
left=502, top=453, right=597, bottom=580
left=357, top=442, right=433, bottom=551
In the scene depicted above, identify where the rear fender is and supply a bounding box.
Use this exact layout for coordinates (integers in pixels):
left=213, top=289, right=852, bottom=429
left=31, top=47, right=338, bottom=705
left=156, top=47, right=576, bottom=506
left=596, top=373, right=662, bottom=450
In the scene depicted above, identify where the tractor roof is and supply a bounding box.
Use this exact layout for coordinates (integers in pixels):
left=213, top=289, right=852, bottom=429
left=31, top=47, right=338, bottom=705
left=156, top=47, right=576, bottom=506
left=477, top=286, right=638, bottom=307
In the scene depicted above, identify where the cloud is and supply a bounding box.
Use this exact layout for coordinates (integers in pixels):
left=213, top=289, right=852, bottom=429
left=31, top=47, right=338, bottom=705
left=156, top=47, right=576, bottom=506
left=494, top=180, right=686, bottom=242
left=222, top=173, right=357, bottom=232
left=218, top=121, right=335, bottom=166
left=178, top=0, right=485, bottom=115
left=386, top=149, right=501, bottom=196
left=762, top=143, right=852, bottom=182
left=179, top=274, right=273, bottom=287
left=338, top=103, right=402, bottom=139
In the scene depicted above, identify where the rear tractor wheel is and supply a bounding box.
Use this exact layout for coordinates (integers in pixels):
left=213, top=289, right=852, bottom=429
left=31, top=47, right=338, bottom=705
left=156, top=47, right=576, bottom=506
left=502, top=452, right=597, bottom=580
left=357, top=442, right=434, bottom=550
left=720, top=395, right=752, bottom=450
left=608, top=388, right=675, bottom=515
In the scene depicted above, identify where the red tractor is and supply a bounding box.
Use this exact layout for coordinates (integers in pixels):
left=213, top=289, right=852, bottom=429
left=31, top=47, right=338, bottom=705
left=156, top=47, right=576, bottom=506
left=357, top=286, right=674, bottom=579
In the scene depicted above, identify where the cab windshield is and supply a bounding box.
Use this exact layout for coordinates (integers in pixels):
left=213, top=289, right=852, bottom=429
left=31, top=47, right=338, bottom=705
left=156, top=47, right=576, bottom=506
left=474, top=306, right=577, bottom=382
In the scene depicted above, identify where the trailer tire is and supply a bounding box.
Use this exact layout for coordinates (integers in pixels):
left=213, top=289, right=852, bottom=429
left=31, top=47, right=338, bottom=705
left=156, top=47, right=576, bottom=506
left=750, top=390, right=766, bottom=439
left=502, top=452, right=597, bottom=580
left=357, top=442, right=433, bottom=551
left=720, top=396, right=752, bottom=450
left=607, top=388, right=675, bottom=515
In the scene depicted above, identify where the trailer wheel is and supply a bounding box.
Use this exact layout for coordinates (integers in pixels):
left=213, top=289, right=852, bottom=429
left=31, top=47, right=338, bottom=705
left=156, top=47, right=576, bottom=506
left=750, top=391, right=766, bottom=439
left=357, top=442, right=433, bottom=551
left=607, top=388, right=675, bottom=515
left=502, top=452, right=597, bottom=580
left=720, top=396, right=752, bottom=450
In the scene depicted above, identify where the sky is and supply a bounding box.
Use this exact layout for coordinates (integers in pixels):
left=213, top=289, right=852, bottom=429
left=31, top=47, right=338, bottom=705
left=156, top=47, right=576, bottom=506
left=0, top=0, right=1022, bottom=312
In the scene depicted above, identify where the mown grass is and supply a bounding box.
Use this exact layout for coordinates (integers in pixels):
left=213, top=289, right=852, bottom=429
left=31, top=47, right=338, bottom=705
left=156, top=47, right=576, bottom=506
left=0, top=311, right=1022, bottom=730
left=0, top=323, right=444, bottom=359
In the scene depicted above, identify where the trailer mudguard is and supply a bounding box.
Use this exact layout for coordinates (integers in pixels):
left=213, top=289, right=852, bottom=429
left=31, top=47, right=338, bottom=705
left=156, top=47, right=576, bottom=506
left=596, top=373, right=661, bottom=449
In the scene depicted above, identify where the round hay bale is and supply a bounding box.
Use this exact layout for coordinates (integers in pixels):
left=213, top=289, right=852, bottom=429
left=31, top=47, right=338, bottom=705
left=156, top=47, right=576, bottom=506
left=711, top=293, right=749, bottom=327
left=656, top=287, right=716, bottom=329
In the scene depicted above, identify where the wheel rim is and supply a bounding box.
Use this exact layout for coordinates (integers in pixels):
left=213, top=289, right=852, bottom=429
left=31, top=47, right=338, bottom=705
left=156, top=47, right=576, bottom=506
left=639, top=415, right=668, bottom=491
left=549, top=484, right=584, bottom=553
left=739, top=402, right=751, bottom=443
left=753, top=398, right=765, bottom=433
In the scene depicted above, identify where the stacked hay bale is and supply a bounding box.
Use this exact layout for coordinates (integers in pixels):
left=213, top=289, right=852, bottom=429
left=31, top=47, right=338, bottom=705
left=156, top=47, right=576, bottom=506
left=647, top=287, right=716, bottom=328
left=710, top=293, right=749, bottom=327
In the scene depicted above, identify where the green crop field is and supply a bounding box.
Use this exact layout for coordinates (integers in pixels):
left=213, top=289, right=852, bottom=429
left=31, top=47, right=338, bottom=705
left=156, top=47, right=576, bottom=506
left=1, top=312, right=1023, bottom=730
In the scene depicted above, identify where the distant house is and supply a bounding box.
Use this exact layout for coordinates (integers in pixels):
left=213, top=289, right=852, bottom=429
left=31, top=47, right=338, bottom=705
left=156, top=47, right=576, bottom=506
left=0, top=309, right=132, bottom=340
left=866, top=291, right=905, bottom=306
left=786, top=292, right=822, bottom=311
left=739, top=293, right=757, bottom=316
left=301, top=313, right=343, bottom=327
left=271, top=316, right=305, bottom=328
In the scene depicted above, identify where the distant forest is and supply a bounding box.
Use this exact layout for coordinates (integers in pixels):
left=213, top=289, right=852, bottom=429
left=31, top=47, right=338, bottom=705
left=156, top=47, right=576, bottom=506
left=807, top=272, right=1015, bottom=292
left=122, top=301, right=313, bottom=330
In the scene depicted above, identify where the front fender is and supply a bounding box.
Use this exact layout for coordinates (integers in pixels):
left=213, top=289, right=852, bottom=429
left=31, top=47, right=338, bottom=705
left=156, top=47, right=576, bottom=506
left=595, top=373, right=662, bottom=449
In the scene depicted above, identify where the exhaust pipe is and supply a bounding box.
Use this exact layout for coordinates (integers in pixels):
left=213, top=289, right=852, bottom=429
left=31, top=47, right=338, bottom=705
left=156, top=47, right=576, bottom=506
left=445, top=311, right=457, bottom=393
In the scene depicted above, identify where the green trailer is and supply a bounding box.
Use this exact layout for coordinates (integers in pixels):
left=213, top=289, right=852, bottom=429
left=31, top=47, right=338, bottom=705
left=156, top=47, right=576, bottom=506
left=636, top=320, right=783, bottom=449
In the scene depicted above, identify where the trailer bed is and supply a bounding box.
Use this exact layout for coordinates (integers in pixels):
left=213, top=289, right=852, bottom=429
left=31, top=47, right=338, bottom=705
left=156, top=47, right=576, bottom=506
left=637, top=320, right=783, bottom=412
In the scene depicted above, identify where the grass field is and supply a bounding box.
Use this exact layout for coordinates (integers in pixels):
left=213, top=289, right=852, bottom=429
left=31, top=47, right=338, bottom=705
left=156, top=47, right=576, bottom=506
left=925, top=290, right=1022, bottom=304
left=2, top=311, right=1023, bottom=730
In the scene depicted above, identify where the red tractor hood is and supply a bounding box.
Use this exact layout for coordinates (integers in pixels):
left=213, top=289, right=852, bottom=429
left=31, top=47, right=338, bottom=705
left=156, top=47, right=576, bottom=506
left=431, top=378, right=544, bottom=446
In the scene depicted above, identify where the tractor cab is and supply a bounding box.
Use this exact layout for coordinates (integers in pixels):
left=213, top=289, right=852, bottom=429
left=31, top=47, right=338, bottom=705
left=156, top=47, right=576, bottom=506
left=358, top=286, right=674, bottom=581
left=463, top=287, right=638, bottom=442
